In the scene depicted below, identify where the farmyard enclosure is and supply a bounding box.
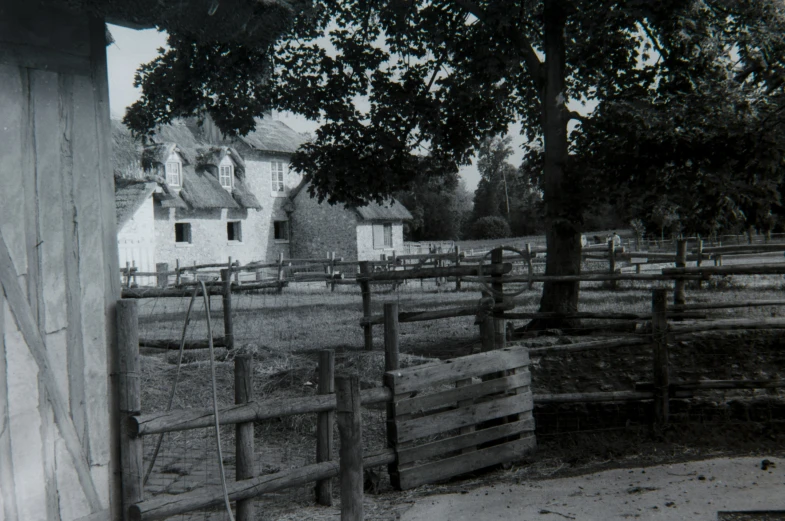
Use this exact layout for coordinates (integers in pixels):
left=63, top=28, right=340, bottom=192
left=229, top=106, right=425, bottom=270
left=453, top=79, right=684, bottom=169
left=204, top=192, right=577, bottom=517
left=117, top=243, right=785, bottom=520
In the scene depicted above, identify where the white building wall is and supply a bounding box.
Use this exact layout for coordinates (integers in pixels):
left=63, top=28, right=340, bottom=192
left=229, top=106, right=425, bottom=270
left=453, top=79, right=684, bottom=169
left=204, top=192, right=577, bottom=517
left=117, top=196, right=156, bottom=283
left=356, top=222, right=405, bottom=261
left=243, top=152, right=303, bottom=261
left=153, top=206, right=266, bottom=269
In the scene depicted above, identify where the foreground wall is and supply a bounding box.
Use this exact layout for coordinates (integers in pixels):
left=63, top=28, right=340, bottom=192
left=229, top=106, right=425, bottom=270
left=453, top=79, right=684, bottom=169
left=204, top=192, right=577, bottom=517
left=0, top=3, right=120, bottom=520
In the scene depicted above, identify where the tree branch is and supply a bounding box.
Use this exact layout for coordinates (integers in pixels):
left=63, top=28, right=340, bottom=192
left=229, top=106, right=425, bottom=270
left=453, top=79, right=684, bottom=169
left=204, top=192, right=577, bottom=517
left=451, top=0, right=544, bottom=91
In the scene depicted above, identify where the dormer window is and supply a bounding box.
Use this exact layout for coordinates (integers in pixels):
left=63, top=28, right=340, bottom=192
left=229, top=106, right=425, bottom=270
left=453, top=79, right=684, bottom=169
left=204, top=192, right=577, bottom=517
left=219, top=156, right=234, bottom=190
left=166, top=161, right=181, bottom=187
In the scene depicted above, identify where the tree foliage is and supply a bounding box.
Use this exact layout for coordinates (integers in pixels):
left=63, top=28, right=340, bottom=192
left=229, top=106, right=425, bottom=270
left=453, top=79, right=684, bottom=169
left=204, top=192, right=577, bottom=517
left=124, top=0, right=785, bottom=317
left=395, top=176, right=472, bottom=241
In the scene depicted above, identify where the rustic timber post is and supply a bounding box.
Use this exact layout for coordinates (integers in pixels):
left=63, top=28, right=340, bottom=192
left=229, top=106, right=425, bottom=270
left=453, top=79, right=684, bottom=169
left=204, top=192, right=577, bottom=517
left=117, top=300, right=143, bottom=520
left=233, top=260, right=240, bottom=284
left=525, top=243, right=534, bottom=290
left=330, top=252, right=337, bottom=292
left=131, top=261, right=138, bottom=287
left=454, top=245, right=462, bottom=291
left=336, top=375, right=363, bottom=521
left=235, top=354, right=255, bottom=521
left=673, top=239, right=687, bottom=311
left=652, top=289, right=670, bottom=427
left=491, top=248, right=506, bottom=349
left=696, top=238, right=704, bottom=289
left=383, top=303, right=400, bottom=484
left=315, top=349, right=335, bottom=506
left=359, top=261, right=373, bottom=350
left=156, top=262, right=169, bottom=289
left=175, top=259, right=181, bottom=287
left=277, top=252, right=285, bottom=293
left=125, top=261, right=131, bottom=289
left=220, top=269, right=234, bottom=351
left=608, top=240, right=617, bottom=290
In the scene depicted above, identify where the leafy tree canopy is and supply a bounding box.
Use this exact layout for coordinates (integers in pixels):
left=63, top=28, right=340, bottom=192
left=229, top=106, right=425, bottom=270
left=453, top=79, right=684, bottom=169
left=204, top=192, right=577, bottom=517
left=123, top=0, right=785, bottom=317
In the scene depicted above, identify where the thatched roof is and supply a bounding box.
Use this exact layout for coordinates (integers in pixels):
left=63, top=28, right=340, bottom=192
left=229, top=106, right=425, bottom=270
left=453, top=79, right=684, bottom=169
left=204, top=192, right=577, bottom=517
left=290, top=180, right=412, bottom=221
left=197, top=146, right=246, bottom=171
left=142, top=142, right=192, bottom=170
left=236, top=117, right=309, bottom=155
left=115, top=179, right=156, bottom=227
left=178, top=166, right=240, bottom=210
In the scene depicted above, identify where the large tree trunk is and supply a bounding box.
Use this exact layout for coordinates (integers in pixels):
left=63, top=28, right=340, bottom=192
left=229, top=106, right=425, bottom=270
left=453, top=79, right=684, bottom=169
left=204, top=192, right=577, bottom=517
left=530, top=0, right=582, bottom=331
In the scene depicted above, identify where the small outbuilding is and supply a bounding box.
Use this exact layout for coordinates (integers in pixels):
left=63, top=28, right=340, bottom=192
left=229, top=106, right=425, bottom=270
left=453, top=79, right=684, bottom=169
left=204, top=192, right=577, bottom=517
left=287, top=180, right=413, bottom=261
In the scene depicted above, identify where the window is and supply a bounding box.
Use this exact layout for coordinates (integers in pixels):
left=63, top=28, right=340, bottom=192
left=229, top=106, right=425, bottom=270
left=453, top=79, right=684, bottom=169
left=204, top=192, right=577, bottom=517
left=227, top=221, right=242, bottom=242
left=273, top=220, right=289, bottom=241
left=219, top=165, right=233, bottom=190
left=373, top=223, right=393, bottom=249
left=175, top=222, right=191, bottom=244
left=166, top=161, right=181, bottom=187
left=271, top=161, right=285, bottom=192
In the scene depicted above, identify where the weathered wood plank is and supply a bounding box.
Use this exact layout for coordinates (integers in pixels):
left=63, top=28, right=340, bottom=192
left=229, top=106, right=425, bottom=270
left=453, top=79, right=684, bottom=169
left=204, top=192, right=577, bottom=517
left=71, top=70, right=112, bottom=478
left=0, top=233, right=103, bottom=512
left=395, top=372, right=531, bottom=416
left=0, top=63, right=49, bottom=521
left=129, top=450, right=396, bottom=521
left=0, top=294, right=20, bottom=521
left=360, top=262, right=512, bottom=282
left=396, top=393, right=534, bottom=443
left=398, top=435, right=536, bottom=490
left=388, top=346, right=530, bottom=394
left=57, top=73, right=89, bottom=457
left=398, top=417, right=535, bottom=465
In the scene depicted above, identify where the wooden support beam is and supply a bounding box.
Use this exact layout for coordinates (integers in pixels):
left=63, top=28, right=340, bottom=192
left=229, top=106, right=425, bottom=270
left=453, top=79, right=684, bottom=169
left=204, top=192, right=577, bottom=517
left=234, top=355, right=254, bottom=521
left=117, top=300, right=143, bottom=520
left=359, top=261, right=373, bottom=351
left=336, top=375, right=363, bottom=521
left=315, top=350, right=335, bottom=506
left=652, top=289, right=669, bottom=426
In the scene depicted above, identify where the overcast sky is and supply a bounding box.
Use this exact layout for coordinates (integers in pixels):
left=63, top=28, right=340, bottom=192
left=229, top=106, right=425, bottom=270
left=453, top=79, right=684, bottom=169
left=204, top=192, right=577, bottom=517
left=105, top=24, right=534, bottom=192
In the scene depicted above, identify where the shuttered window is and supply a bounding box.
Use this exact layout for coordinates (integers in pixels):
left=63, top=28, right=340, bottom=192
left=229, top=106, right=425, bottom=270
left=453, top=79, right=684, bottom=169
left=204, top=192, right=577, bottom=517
left=373, top=223, right=393, bottom=248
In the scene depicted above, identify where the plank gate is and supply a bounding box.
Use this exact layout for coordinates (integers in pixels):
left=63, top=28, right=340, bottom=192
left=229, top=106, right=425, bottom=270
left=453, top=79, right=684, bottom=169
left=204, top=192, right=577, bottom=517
left=385, top=346, right=536, bottom=490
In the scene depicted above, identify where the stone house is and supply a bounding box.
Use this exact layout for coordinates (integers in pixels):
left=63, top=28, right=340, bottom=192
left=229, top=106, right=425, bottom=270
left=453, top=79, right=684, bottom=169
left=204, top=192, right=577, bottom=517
left=287, top=180, right=413, bottom=261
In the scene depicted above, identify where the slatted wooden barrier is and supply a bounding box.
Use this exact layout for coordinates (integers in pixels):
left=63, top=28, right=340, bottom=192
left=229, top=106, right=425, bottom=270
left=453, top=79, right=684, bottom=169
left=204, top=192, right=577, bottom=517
left=384, top=345, right=536, bottom=490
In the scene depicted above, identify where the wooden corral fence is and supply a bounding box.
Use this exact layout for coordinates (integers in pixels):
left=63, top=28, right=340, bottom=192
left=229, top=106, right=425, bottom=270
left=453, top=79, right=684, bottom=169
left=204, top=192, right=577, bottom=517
left=382, top=303, right=536, bottom=490
left=115, top=298, right=542, bottom=520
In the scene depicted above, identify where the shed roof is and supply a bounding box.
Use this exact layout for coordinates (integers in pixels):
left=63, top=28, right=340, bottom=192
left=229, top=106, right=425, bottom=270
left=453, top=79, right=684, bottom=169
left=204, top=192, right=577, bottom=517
left=290, top=179, right=412, bottom=221
left=115, top=179, right=156, bottom=228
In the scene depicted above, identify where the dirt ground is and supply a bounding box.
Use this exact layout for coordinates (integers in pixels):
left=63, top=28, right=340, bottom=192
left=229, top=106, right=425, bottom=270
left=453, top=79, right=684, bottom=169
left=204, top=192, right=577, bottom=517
left=399, top=456, right=785, bottom=521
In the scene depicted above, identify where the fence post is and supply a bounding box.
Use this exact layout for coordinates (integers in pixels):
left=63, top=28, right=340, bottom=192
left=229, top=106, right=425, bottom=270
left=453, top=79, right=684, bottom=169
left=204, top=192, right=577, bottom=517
left=233, top=260, right=240, bottom=284
left=220, top=269, right=234, bottom=351
left=175, top=259, right=181, bottom=287
left=330, top=252, right=337, bottom=292
left=117, top=300, right=143, bottom=520
left=124, top=261, right=131, bottom=289
left=525, top=243, right=534, bottom=290
left=696, top=238, right=704, bottom=289
left=608, top=240, right=617, bottom=290
left=359, top=261, right=373, bottom=350
left=454, top=245, right=462, bottom=291
left=277, top=252, right=285, bottom=294
left=336, top=375, right=363, bottom=521
left=315, top=349, right=335, bottom=506
left=673, top=239, right=687, bottom=311
left=131, top=261, right=138, bottom=288
left=491, top=248, right=506, bottom=349
left=156, top=262, right=169, bottom=289
left=235, top=354, right=255, bottom=521
left=652, top=289, right=670, bottom=427
left=383, top=303, right=402, bottom=489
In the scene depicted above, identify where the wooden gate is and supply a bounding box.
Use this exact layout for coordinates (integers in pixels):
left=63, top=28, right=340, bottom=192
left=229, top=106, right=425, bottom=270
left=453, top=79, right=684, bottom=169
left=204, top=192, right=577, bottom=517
left=385, top=345, right=535, bottom=490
